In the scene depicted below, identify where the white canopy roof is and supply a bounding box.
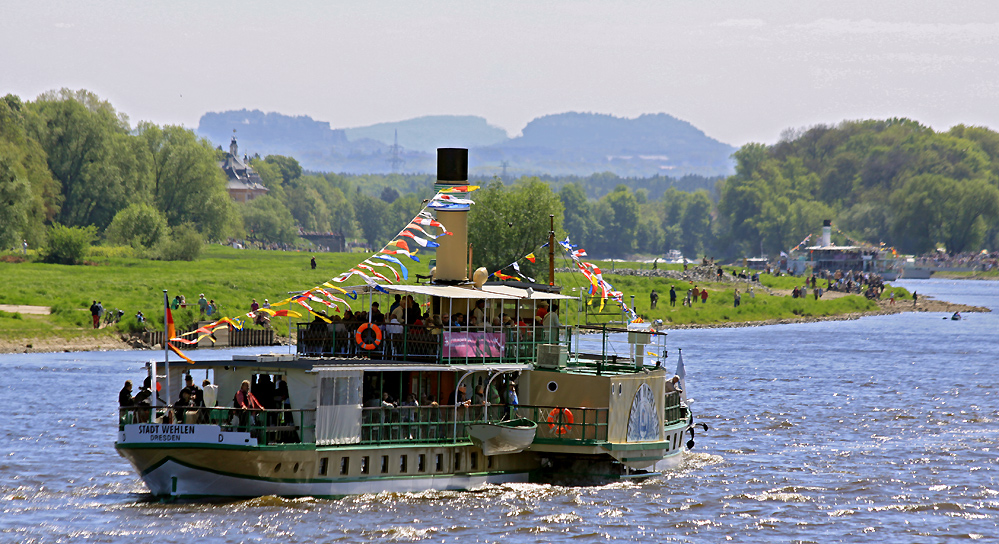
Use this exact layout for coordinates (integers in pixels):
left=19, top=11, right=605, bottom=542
left=347, top=282, right=574, bottom=301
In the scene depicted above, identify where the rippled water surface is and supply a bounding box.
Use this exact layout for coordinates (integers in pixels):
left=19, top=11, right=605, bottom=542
left=1, top=279, right=996, bottom=542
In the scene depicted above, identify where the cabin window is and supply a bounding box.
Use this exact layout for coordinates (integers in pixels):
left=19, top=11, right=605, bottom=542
left=360, top=456, right=369, bottom=475
left=418, top=454, right=426, bottom=472
left=454, top=452, right=462, bottom=471
left=340, top=457, right=349, bottom=475
left=319, top=457, right=329, bottom=476
left=471, top=452, right=478, bottom=470
left=400, top=455, right=408, bottom=473
left=435, top=453, right=443, bottom=472
left=547, top=381, right=558, bottom=392
left=381, top=455, right=389, bottom=474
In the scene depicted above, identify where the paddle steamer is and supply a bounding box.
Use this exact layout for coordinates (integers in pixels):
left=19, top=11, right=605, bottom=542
left=115, top=149, right=702, bottom=498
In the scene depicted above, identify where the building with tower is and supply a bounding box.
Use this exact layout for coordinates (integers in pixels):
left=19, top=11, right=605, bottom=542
left=220, top=136, right=269, bottom=203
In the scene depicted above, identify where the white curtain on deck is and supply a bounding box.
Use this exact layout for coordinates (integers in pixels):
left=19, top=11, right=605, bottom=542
left=315, top=370, right=363, bottom=445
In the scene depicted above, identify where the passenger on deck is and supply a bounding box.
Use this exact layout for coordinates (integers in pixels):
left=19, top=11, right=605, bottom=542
left=473, top=299, right=486, bottom=325
left=664, top=375, right=683, bottom=394
left=370, top=302, right=384, bottom=323
left=182, top=374, right=202, bottom=404
left=542, top=303, right=562, bottom=341
left=505, top=382, right=519, bottom=420
left=118, top=380, right=134, bottom=407
left=234, top=379, right=265, bottom=431
left=173, top=389, right=196, bottom=423
left=448, top=384, right=471, bottom=407
left=235, top=380, right=264, bottom=411
left=536, top=302, right=549, bottom=320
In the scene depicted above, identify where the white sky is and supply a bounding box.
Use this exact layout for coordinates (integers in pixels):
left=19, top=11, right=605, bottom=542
left=3, top=1, right=998, bottom=146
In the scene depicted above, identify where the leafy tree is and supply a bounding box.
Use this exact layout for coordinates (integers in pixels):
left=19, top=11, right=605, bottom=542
left=592, top=185, right=639, bottom=256
left=240, top=195, right=297, bottom=244
left=0, top=94, right=61, bottom=247
left=157, top=223, right=203, bottom=261
left=560, top=182, right=599, bottom=248
left=26, top=89, right=152, bottom=230
left=42, top=223, right=97, bottom=264
left=353, top=193, right=391, bottom=247
left=380, top=186, right=400, bottom=203
left=468, top=178, right=563, bottom=275
left=104, top=203, right=169, bottom=249
left=0, top=155, right=33, bottom=249
left=678, top=190, right=713, bottom=257
left=138, top=123, right=237, bottom=239
left=263, top=155, right=302, bottom=185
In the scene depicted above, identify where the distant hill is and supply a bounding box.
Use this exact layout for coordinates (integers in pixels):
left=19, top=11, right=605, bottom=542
left=475, top=112, right=736, bottom=178
left=196, top=110, right=736, bottom=177
left=343, top=115, right=508, bottom=153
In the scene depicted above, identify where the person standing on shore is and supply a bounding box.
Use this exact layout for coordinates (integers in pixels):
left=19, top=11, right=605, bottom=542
left=700, top=289, right=708, bottom=304
left=912, top=291, right=918, bottom=307
left=198, top=294, right=208, bottom=316
left=669, top=286, right=677, bottom=307
left=310, top=256, right=317, bottom=270
left=734, top=289, right=741, bottom=308
left=90, top=300, right=100, bottom=329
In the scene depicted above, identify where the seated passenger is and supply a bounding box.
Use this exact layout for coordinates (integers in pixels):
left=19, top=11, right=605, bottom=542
left=173, top=388, right=196, bottom=423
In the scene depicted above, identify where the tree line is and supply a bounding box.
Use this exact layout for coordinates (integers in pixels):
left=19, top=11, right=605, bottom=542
left=3, top=89, right=996, bottom=265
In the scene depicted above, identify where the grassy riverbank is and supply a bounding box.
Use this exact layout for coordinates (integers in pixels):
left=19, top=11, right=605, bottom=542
left=0, top=245, right=928, bottom=348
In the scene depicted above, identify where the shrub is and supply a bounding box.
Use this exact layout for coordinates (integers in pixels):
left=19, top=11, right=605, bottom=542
left=41, top=223, right=97, bottom=264
left=105, top=203, right=169, bottom=249
left=90, top=245, right=137, bottom=259
left=156, top=223, right=203, bottom=261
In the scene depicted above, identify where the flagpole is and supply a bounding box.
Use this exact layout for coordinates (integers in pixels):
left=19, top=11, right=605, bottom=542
left=163, top=290, right=170, bottom=417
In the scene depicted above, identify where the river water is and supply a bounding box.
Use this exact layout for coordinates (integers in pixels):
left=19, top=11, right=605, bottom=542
left=1, top=279, right=996, bottom=542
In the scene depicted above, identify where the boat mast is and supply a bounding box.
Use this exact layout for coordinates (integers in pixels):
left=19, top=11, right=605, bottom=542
left=548, top=214, right=555, bottom=286
left=162, top=290, right=170, bottom=416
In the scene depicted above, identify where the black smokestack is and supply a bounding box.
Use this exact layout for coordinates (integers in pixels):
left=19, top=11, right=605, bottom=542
left=437, top=148, right=468, bottom=182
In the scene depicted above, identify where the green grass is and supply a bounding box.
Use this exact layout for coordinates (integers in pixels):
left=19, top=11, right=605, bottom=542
left=560, top=273, right=882, bottom=326
left=0, top=245, right=912, bottom=341
left=932, top=269, right=999, bottom=279
left=0, top=245, right=398, bottom=340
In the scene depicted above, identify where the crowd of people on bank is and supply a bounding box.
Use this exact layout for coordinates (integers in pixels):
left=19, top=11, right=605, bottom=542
left=913, top=250, right=999, bottom=270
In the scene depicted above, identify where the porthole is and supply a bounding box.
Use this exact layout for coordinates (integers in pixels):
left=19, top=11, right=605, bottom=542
left=547, top=381, right=558, bottom=392
left=293, top=462, right=300, bottom=473
left=274, top=463, right=282, bottom=472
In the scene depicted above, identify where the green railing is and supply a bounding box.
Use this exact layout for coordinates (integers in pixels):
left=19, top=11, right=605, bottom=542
left=297, top=323, right=573, bottom=365
left=521, top=405, right=609, bottom=442
left=118, top=406, right=316, bottom=446
left=664, top=391, right=684, bottom=426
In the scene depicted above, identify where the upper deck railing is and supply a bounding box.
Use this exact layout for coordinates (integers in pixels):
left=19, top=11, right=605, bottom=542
left=297, top=322, right=573, bottom=365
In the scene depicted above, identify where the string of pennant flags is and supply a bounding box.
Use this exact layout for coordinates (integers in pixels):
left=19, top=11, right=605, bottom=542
left=783, top=226, right=897, bottom=256
left=164, top=186, right=478, bottom=362
left=165, top=183, right=649, bottom=361
left=487, top=235, right=637, bottom=321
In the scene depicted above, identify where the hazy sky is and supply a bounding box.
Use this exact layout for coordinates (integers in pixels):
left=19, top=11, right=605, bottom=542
left=3, top=1, right=998, bottom=146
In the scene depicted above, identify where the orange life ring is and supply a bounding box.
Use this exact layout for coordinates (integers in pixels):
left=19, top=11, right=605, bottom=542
left=355, top=322, right=383, bottom=350
left=547, top=407, right=573, bottom=435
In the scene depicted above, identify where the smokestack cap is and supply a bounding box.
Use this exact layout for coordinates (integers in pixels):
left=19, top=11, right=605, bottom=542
left=823, top=219, right=832, bottom=227
left=437, top=148, right=468, bottom=182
